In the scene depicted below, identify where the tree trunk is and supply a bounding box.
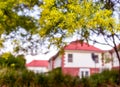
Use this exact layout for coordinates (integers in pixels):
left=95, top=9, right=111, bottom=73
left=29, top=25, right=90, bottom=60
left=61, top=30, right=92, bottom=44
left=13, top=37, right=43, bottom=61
left=112, top=35, right=120, bottom=84
left=113, top=46, right=120, bottom=84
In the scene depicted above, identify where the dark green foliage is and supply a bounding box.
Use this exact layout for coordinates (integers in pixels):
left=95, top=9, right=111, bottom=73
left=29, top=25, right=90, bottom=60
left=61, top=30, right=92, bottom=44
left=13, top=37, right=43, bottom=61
left=35, top=68, right=81, bottom=87
left=1, top=70, right=17, bottom=87
left=20, top=70, right=36, bottom=87
left=81, top=77, right=91, bottom=87
left=35, top=73, right=50, bottom=87
left=0, top=68, right=36, bottom=87
left=81, top=69, right=119, bottom=87
left=50, top=68, right=65, bottom=87
left=0, top=67, right=119, bottom=87
left=63, top=75, right=80, bottom=87
left=0, top=53, right=26, bottom=70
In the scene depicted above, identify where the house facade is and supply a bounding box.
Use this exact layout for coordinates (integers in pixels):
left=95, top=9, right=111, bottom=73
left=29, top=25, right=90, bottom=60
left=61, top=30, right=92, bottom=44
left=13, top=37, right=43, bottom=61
left=26, top=60, right=48, bottom=73
left=49, top=40, right=112, bottom=78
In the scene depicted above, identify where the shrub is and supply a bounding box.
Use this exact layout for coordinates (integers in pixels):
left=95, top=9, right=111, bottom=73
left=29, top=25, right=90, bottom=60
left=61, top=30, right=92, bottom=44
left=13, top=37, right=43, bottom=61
left=48, top=68, right=81, bottom=87
left=80, top=69, right=119, bottom=87
left=0, top=67, right=119, bottom=87
left=0, top=68, right=19, bottom=87
left=35, top=73, right=50, bottom=87
left=0, top=53, right=26, bottom=70
left=19, top=70, right=36, bottom=87
left=80, top=77, right=91, bottom=87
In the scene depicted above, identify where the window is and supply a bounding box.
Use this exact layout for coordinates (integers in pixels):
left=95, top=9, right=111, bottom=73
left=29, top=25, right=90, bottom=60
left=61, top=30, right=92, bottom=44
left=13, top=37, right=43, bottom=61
left=80, top=71, right=89, bottom=78
left=91, top=53, right=99, bottom=63
left=68, top=54, right=73, bottom=62
left=95, top=56, right=99, bottom=63
left=85, top=71, right=89, bottom=77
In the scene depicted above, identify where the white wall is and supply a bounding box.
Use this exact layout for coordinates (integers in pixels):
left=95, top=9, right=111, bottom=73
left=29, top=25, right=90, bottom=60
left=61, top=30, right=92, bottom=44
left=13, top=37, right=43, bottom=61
left=54, top=55, right=62, bottom=68
left=48, top=60, right=53, bottom=71
left=48, top=55, right=62, bottom=71
left=27, top=67, right=48, bottom=73
left=64, top=50, right=102, bottom=68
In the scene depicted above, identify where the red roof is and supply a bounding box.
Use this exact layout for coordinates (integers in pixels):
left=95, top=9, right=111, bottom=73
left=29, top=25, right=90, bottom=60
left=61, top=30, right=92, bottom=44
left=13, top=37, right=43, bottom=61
left=26, top=60, right=48, bottom=67
left=64, top=40, right=103, bottom=52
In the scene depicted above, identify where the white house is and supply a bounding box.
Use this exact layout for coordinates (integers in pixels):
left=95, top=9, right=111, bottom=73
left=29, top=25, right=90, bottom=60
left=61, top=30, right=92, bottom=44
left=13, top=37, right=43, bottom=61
left=26, top=60, right=48, bottom=73
left=49, top=40, right=110, bottom=78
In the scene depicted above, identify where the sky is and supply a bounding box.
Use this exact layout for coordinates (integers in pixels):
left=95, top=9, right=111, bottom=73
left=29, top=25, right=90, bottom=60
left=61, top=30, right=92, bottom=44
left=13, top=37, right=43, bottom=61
left=25, top=50, right=57, bottom=63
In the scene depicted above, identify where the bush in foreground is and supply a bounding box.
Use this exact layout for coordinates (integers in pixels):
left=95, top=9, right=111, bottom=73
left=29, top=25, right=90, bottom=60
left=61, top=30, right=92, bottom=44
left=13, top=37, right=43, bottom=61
left=81, top=69, right=119, bottom=87
left=0, top=68, right=119, bottom=87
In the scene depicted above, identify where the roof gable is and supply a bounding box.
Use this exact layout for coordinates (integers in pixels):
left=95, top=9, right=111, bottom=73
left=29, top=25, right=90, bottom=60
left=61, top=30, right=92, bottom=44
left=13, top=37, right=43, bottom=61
left=64, top=40, right=103, bottom=52
left=26, top=60, right=48, bottom=67
left=49, top=52, right=59, bottom=61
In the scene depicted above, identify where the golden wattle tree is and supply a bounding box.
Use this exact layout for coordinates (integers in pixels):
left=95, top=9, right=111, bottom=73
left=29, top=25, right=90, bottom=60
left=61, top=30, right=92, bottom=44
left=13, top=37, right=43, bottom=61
left=0, top=0, right=40, bottom=53
left=39, top=0, right=120, bottom=46
left=0, top=0, right=38, bottom=35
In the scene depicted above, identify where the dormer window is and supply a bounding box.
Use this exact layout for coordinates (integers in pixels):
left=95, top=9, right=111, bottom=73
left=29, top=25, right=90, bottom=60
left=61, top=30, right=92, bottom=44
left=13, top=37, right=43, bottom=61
left=68, top=54, right=73, bottom=62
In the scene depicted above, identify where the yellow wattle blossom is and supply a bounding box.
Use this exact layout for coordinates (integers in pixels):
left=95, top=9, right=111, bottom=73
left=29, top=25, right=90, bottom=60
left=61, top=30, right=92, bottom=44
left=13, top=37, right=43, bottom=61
left=39, top=0, right=119, bottom=44
left=116, top=24, right=120, bottom=31
left=2, top=52, right=11, bottom=60
left=0, top=10, right=3, bottom=17
left=42, top=0, right=55, bottom=8
left=11, top=63, right=15, bottom=67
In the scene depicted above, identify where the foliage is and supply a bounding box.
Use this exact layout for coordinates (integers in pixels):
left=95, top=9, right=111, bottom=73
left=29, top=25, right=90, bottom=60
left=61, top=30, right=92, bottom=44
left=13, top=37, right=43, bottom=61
left=35, top=73, right=51, bottom=87
left=36, top=68, right=81, bottom=87
left=0, top=0, right=39, bottom=35
left=19, top=70, right=36, bottom=87
left=39, top=0, right=120, bottom=47
left=49, top=68, right=65, bottom=87
left=0, top=69, right=18, bottom=87
left=81, top=69, right=119, bottom=87
left=0, top=68, right=36, bottom=87
left=0, top=67, right=80, bottom=87
left=0, top=68, right=119, bottom=87
left=0, top=52, right=26, bottom=69
left=0, top=0, right=41, bottom=54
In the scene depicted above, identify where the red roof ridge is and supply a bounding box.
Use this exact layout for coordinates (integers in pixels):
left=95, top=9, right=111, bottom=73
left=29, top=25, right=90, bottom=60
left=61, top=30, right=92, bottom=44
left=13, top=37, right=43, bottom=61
left=64, top=40, right=103, bottom=52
